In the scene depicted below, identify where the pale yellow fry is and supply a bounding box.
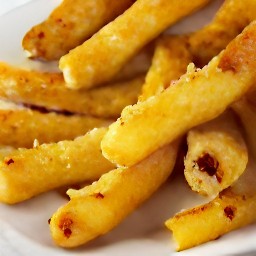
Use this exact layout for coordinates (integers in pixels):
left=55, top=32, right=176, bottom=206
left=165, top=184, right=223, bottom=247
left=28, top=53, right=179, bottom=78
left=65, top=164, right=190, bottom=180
left=101, top=21, right=256, bottom=167
left=188, top=0, right=256, bottom=67
left=232, top=97, right=256, bottom=159
left=165, top=161, right=256, bottom=251
left=49, top=141, right=179, bottom=248
left=0, top=62, right=143, bottom=118
left=22, top=0, right=135, bottom=60
left=0, top=128, right=115, bottom=204
left=140, top=35, right=192, bottom=101
left=184, top=110, right=248, bottom=197
left=0, top=100, right=110, bottom=148
left=60, top=0, right=210, bottom=89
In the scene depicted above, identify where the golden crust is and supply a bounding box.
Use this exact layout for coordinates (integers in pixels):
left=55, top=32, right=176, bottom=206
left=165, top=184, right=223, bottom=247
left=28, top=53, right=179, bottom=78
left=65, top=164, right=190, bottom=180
left=49, top=141, right=179, bottom=248
left=22, top=0, right=135, bottom=60
left=101, top=22, right=256, bottom=167
left=59, top=0, right=210, bottom=89
left=0, top=128, right=115, bottom=204
left=0, top=100, right=110, bottom=148
left=0, top=62, right=144, bottom=118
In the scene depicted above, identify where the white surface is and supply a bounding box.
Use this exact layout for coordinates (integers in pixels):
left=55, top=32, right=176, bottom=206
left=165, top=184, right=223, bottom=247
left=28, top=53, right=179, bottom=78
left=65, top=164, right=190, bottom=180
left=0, top=0, right=256, bottom=255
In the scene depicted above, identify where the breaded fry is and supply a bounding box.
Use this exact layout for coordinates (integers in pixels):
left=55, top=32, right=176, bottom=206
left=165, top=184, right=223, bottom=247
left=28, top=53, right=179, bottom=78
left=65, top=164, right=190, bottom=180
left=0, top=128, right=115, bottom=204
left=101, top=22, right=256, bottom=167
left=49, top=141, right=179, bottom=248
left=165, top=160, right=256, bottom=251
left=22, top=0, right=135, bottom=60
left=0, top=100, right=110, bottom=148
left=184, top=111, right=248, bottom=197
left=59, top=0, right=210, bottom=89
left=0, top=62, right=144, bottom=118
left=140, top=35, right=192, bottom=101
left=188, top=0, right=256, bottom=67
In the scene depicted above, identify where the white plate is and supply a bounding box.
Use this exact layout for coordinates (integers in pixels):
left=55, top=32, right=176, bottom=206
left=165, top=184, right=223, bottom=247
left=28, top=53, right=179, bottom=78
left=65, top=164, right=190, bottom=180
left=0, top=1, right=256, bottom=255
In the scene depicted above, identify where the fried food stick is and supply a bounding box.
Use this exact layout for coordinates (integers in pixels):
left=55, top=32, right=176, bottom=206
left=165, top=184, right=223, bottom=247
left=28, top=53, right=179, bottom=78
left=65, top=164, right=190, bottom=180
left=142, top=0, right=256, bottom=100
left=22, top=0, right=135, bottom=60
left=49, top=141, right=179, bottom=248
left=165, top=160, right=256, bottom=251
left=184, top=110, right=248, bottom=197
left=140, top=35, right=192, bottom=101
left=188, top=0, right=256, bottom=67
left=0, top=100, right=110, bottom=148
left=60, top=0, right=210, bottom=89
left=101, top=21, right=256, bottom=167
left=0, top=62, right=144, bottom=118
left=0, top=128, right=115, bottom=204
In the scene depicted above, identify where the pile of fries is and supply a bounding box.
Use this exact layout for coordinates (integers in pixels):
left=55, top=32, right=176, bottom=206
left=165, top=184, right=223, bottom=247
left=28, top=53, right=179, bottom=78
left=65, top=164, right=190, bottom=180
left=2, top=0, right=256, bottom=252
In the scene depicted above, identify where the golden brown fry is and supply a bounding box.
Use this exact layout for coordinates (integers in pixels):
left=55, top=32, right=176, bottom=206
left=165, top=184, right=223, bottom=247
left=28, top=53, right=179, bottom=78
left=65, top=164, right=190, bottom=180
left=59, top=0, right=210, bottom=89
left=22, top=0, right=135, bottom=60
left=165, top=160, right=256, bottom=251
left=142, top=0, right=256, bottom=100
left=101, top=21, right=256, bottom=167
left=0, top=128, right=115, bottom=204
left=0, top=62, right=144, bottom=118
left=0, top=100, right=110, bottom=148
left=184, top=111, right=248, bottom=197
left=49, top=141, right=179, bottom=248
left=140, top=35, right=192, bottom=101
left=188, top=0, right=256, bottom=66
left=232, top=97, right=256, bottom=159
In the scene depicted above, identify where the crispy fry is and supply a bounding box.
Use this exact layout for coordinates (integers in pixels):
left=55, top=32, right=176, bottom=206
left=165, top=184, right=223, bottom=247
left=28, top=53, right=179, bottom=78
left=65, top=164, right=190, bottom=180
left=22, top=0, right=135, bottom=60
left=49, top=141, right=179, bottom=248
left=59, top=0, right=210, bottom=89
left=232, top=97, right=256, bottom=159
left=0, top=128, right=115, bottom=204
left=140, top=35, right=192, bottom=101
left=165, top=160, right=256, bottom=251
left=0, top=62, right=144, bottom=118
left=184, top=111, right=248, bottom=197
left=0, top=100, right=110, bottom=148
left=188, top=0, right=256, bottom=67
left=101, top=22, right=256, bottom=167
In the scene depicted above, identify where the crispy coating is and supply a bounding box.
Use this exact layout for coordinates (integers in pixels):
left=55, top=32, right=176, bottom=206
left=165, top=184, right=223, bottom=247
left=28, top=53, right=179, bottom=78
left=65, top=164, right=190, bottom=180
left=184, top=111, right=248, bottom=197
left=22, top=0, right=135, bottom=60
left=101, top=22, right=256, bottom=167
left=0, top=62, right=144, bottom=118
left=0, top=100, right=110, bottom=148
left=140, top=35, right=192, bottom=101
left=49, top=141, right=179, bottom=248
left=0, top=128, right=115, bottom=204
left=141, top=0, right=256, bottom=100
left=59, top=0, right=210, bottom=89
left=188, top=0, right=256, bottom=67
left=165, top=165, right=256, bottom=251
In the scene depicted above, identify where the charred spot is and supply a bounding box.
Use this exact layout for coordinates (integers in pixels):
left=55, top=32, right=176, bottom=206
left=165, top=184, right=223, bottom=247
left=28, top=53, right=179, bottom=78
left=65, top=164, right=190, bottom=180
left=224, top=206, right=236, bottom=221
left=4, top=158, right=14, bottom=165
left=59, top=217, right=73, bottom=238
left=218, top=28, right=256, bottom=73
left=94, top=192, right=104, bottom=199
left=177, top=205, right=208, bottom=219
left=218, top=54, right=238, bottom=73
left=195, top=153, right=222, bottom=183
left=64, top=228, right=72, bottom=238
left=38, top=32, right=45, bottom=39
left=214, top=235, right=222, bottom=240
left=48, top=218, right=51, bottom=224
